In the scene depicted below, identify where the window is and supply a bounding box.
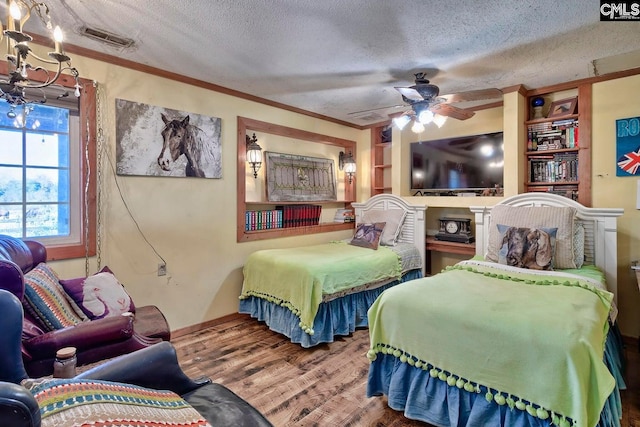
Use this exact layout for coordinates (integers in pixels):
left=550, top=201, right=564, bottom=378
left=0, top=74, right=96, bottom=260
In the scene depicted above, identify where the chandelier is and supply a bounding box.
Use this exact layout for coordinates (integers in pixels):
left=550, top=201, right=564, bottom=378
left=0, top=0, right=80, bottom=106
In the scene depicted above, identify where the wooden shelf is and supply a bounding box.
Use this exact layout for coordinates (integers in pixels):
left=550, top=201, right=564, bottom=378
left=525, top=113, right=578, bottom=125
left=527, top=181, right=579, bottom=186
left=246, top=200, right=354, bottom=206
left=426, top=237, right=476, bottom=255
left=526, top=147, right=579, bottom=155
left=425, top=237, right=476, bottom=275
left=239, top=222, right=354, bottom=242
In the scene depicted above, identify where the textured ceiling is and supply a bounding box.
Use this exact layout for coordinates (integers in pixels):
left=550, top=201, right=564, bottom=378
left=22, top=0, right=640, bottom=126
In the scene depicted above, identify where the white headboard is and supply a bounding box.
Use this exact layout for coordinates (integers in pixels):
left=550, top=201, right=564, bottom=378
left=352, top=194, right=427, bottom=277
left=470, top=193, right=623, bottom=301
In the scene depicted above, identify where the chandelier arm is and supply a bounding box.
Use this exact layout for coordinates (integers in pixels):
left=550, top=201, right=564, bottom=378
left=14, top=64, right=62, bottom=88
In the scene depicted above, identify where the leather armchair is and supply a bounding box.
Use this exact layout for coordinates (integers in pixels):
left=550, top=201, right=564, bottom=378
left=0, top=289, right=273, bottom=427
left=0, top=234, right=169, bottom=377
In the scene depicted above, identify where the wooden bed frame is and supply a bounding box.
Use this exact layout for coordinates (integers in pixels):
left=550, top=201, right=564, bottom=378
left=470, top=193, right=624, bottom=302
left=353, top=194, right=427, bottom=277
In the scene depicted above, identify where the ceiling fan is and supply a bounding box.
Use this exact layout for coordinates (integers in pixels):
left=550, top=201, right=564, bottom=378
left=352, top=72, right=502, bottom=132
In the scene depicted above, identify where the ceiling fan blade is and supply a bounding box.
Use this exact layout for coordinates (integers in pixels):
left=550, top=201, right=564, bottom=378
left=348, top=104, right=406, bottom=115
left=439, top=88, right=503, bottom=103
left=429, top=103, right=475, bottom=120
left=394, top=86, right=423, bottom=101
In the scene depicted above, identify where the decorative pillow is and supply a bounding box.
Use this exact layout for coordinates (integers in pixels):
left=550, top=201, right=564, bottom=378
left=361, top=209, right=407, bottom=246
left=574, top=222, right=585, bottom=268
left=497, top=224, right=557, bottom=270
left=60, top=266, right=135, bottom=320
left=23, top=263, right=87, bottom=332
left=22, top=378, right=211, bottom=427
left=349, top=222, right=386, bottom=250
left=486, top=205, right=577, bottom=269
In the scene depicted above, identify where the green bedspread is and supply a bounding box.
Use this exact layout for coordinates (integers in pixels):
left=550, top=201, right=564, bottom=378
left=241, top=241, right=402, bottom=334
left=367, top=260, right=614, bottom=427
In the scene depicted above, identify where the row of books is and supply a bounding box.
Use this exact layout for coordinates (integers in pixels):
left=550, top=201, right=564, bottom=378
left=528, top=153, right=579, bottom=183
left=333, top=208, right=355, bottom=223
left=245, top=204, right=323, bottom=231
left=245, top=209, right=284, bottom=231
left=527, top=185, right=578, bottom=201
left=527, top=119, right=579, bottom=151
left=275, top=204, right=322, bottom=228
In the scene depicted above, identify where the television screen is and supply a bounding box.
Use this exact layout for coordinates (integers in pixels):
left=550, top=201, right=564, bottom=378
left=410, top=131, right=504, bottom=193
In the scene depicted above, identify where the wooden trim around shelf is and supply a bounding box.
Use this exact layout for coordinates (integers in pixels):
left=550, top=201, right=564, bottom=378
left=237, top=117, right=356, bottom=242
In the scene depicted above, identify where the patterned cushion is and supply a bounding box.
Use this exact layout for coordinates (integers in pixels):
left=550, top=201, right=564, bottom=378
left=23, top=263, right=87, bottom=331
left=361, top=209, right=407, bottom=246
left=486, top=205, right=577, bottom=269
left=60, top=266, right=135, bottom=320
left=350, top=222, right=386, bottom=250
left=23, top=378, right=211, bottom=427
left=497, top=225, right=557, bottom=270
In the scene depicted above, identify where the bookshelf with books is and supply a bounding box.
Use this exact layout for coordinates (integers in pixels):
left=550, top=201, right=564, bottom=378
left=524, top=83, right=592, bottom=206
left=237, top=117, right=356, bottom=242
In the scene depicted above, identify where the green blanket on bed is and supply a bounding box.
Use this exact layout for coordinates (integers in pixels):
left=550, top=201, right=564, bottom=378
left=367, top=260, right=614, bottom=427
left=241, top=241, right=402, bottom=334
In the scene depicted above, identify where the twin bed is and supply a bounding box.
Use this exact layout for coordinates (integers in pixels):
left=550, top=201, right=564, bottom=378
left=367, top=193, right=624, bottom=427
left=240, top=192, right=625, bottom=427
left=239, top=194, right=426, bottom=348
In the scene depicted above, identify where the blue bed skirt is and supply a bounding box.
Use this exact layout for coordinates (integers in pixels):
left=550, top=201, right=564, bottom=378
left=367, top=323, right=626, bottom=427
left=239, top=269, right=423, bottom=348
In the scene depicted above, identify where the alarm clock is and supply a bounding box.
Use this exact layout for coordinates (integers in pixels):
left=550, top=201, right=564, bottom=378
left=434, top=217, right=474, bottom=243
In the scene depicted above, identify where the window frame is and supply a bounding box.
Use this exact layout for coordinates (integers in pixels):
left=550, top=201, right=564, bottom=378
left=0, top=62, right=96, bottom=261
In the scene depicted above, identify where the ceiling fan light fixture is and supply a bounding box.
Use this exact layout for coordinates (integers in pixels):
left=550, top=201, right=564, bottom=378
left=433, top=114, right=447, bottom=128
left=411, top=121, right=425, bottom=133
left=393, top=115, right=411, bottom=130
left=418, top=109, right=434, bottom=125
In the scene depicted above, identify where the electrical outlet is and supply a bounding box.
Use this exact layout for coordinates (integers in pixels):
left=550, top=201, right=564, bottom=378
left=158, top=263, right=167, bottom=276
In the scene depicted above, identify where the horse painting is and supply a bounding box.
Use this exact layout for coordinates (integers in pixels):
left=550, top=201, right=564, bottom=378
left=157, top=113, right=221, bottom=178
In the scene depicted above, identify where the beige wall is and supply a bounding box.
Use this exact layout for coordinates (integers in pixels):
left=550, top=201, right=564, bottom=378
left=47, top=52, right=368, bottom=332
left=44, top=48, right=640, bottom=339
left=592, top=73, right=640, bottom=338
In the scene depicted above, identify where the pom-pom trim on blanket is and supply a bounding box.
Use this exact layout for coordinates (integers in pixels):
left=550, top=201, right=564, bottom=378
left=366, top=344, right=575, bottom=427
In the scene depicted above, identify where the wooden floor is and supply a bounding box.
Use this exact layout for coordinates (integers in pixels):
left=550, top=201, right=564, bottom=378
left=172, top=314, right=640, bottom=427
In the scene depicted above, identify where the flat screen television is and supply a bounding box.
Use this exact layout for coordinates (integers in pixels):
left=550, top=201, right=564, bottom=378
left=410, top=131, right=504, bottom=194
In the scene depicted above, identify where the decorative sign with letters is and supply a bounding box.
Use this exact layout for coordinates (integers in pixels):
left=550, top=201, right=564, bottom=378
left=616, top=116, right=640, bottom=176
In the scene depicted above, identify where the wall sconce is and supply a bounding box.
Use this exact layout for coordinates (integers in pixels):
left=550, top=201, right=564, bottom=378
left=339, top=151, right=356, bottom=184
left=246, top=133, right=262, bottom=178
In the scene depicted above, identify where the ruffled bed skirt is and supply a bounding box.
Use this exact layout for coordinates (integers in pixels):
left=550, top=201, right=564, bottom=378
left=239, top=269, right=423, bottom=348
left=367, top=324, right=626, bottom=427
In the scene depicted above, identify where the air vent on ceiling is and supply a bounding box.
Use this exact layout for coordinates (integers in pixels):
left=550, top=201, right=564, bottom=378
left=80, top=26, right=135, bottom=48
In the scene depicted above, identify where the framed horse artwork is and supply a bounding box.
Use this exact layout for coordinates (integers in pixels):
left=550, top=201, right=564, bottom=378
left=115, top=99, right=222, bottom=179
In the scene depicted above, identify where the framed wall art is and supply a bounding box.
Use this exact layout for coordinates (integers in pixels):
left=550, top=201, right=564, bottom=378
left=115, top=99, right=222, bottom=178
left=265, top=152, right=337, bottom=202
left=546, top=97, right=578, bottom=118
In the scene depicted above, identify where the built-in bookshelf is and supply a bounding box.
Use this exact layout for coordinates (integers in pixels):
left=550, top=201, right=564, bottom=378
left=524, top=84, right=591, bottom=206
left=237, top=117, right=356, bottom=242
left=371, top=125, right=392, bottom=196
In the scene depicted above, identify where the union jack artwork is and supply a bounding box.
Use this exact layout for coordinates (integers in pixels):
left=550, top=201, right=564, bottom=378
left=616, top=116, right=640, bottom=177
left=617, top=148, right=640, bottom=175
